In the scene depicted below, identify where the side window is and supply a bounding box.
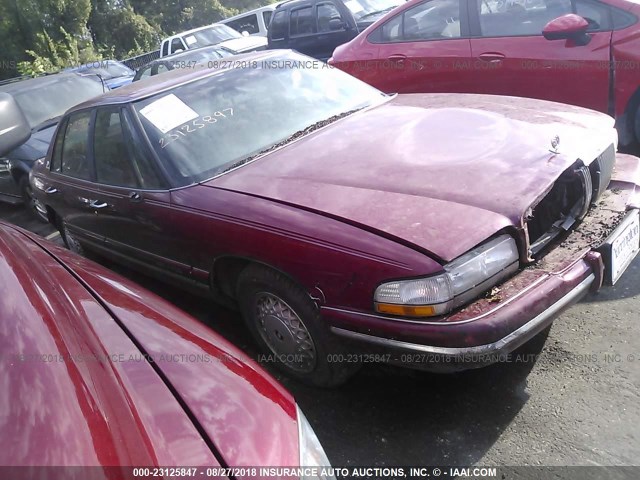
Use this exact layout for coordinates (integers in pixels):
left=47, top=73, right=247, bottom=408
left=121, top=109, right=165, bottom=190
left=479, top=0, right=572, bottom=37
left=138, top=65, right=153, bottom=79
left=61, top=111, right=92, bottom=180
left=575, top=0, right=612, bottom=31
left=227, top=15, right=260, bottom=34
left=171, top=37, right=186, bottom=53
left=290, top=6, right=316, bottom=36
left=270, top=10, right=288, bottom=38
left=50, top=119, right=68, bottom=173
left=161, top=41, right=169, bottom=57
left=263, top=11, right=273, bottom=28
left=317, top=2, right=343, bottom=32
left=157, top=63, right=170, bottom=75
left=93, top=108, right=139, bottom=188
left=376, top=0, right=462, bottom=42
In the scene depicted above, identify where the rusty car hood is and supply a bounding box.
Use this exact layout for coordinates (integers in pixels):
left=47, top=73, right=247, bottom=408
left=209, top=93, right=616, bottom=261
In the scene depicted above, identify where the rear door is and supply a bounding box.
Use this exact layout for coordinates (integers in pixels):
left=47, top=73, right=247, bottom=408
left=86, top=106, right=189, bottom=276
left=467, top=0, right=612, bottom=112
left=44, top=110, right=105, bottom=248
left=364, top=0, right=474, bottom=93
left=288, top=3, right=322, bottom=57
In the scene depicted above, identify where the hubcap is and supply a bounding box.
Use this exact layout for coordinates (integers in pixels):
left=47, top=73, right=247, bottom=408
left=255, top=292, right=316, bottom=373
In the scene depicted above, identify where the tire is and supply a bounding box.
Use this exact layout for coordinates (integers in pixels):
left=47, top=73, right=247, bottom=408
left=236, top=264, right=360, bottom=387
left=61, top=220, right=85, bottom=256
left=19, top=176, right=48, bottom=223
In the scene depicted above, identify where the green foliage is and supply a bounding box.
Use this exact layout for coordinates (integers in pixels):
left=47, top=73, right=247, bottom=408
left=0, top=0, right=278, bottom=79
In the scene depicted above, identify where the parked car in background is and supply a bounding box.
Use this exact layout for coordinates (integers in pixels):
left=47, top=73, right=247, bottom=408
left=221, top=2, right=286, bottom=36
left=0, top=220, right=332, bottom=474
left=160, top=24, right=267, bottom=57
left=29, top=50, right=640, bottom=387
left=68, top=60, right=135, bottom=89
left=330, top=0, right=640, bottom=146
left=268, top=0, right=404, bottom=60
left=0, top=73, right=105, bottom=219
left=134, top=45, right=236, bottom=82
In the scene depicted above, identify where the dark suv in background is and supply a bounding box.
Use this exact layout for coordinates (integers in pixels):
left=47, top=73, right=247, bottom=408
left=0, top=73, right=105, bottom=219
left=268, top=0, right=403, bottom=60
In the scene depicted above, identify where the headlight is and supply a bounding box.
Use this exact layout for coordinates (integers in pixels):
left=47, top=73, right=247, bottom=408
left=374, top=235, right=519, bottom=318
left=297, top=405, right=335, bottom=479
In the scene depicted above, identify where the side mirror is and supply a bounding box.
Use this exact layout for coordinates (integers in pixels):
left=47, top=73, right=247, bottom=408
left=329, top=18, right=345, bottom=31
left=242, top=30, right=250, bottom=37
left=543, top=14, right=590, bottom=44
left=0, top=93, right=31, bottom=157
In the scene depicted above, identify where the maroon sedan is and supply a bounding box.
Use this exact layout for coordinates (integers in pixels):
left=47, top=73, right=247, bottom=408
left=27, top=50, right=640, bottom=387
left=329, top=0, right=640, bottom=146
left=0, top=220, right=333, bottom=477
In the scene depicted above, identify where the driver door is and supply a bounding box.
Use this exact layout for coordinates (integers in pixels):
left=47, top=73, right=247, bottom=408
left=468, top=0, right=611, bottom=113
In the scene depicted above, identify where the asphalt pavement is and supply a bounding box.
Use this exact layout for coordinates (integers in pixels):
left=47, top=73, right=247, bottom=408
left=1, top=193, right=639, bottom=476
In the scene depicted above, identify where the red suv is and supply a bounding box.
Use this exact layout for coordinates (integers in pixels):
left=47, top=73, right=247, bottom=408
left=329, top=0, right=640, bottom=145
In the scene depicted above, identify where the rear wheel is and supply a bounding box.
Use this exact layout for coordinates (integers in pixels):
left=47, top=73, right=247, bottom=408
left=236, top=264, right=360, bottom=387
left=19, top=176, right=47, bottom=223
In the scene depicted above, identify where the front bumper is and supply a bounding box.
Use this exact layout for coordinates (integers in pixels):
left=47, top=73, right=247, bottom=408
left=323, top=153, right=640, bottom=371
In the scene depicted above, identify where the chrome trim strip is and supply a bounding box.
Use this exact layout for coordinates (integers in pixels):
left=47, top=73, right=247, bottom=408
left=331, top=274, right=594, bottom=356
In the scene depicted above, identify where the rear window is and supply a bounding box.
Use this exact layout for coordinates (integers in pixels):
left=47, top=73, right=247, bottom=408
left=226, top=14, right=260, bottom=34
left=270, top=10, right=288, bottom=38
left=290, top=6, right=317, bottom=36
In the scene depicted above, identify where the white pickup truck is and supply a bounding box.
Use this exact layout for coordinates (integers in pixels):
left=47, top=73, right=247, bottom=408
left=160, top=23, right=267, bottom=57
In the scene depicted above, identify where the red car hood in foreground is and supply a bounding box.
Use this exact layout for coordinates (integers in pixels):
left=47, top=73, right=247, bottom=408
left=0, top=222, right=297, bottom=470
left=210, top=93, right=616, bottom=262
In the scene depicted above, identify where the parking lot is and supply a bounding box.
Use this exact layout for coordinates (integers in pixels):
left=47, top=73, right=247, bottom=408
left=3, top=196, right=639, bottom=472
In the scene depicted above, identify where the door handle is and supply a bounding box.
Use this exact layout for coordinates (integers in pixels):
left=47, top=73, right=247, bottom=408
left=44, top=186, right=58, bottom=194
left=478, top=52, right=505, bottom=62
left=388, top=54, right=407, bottom=61
left=89, top=200, right=109, bottom=209
left=129, top=192, right=142, bottom=202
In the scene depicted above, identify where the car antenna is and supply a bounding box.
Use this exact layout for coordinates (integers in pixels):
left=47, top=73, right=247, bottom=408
left=78, top=72, right=108, bottom=92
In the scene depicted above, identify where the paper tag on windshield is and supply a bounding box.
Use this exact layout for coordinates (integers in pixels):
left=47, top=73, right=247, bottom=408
left=345, top=0, right=364, bottom=13
left=139, top=94, right=199, bottom=133
left=185, top=35, right=197, bottom=46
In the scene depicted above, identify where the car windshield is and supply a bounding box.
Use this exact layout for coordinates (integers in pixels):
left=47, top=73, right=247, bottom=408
left=345, top=0, right=404, bottom=21
left=5, top=75, right=104, bottom=130
left=170, top=48, right=234, bottom=66
left=134, top=53, right=386, bottom=184
left=181, top=25, right=242, bottom=49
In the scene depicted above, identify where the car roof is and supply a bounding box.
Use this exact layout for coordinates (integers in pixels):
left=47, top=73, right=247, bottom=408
left=0, top=72, right=89, bottom=94
left=69, top=49, right=283, bottom=112
left=221, top=1, right=286, bottom=20
left=164, top=22, right=229, bottom=39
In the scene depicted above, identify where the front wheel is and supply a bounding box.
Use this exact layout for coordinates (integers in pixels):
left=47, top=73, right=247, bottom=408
left=236, top=264, right=360, bottom=387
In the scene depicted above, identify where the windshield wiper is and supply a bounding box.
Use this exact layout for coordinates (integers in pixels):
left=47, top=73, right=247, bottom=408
left=218, top=108, right=364, bottom=175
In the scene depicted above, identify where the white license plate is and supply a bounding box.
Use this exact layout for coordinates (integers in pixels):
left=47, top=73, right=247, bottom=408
left=603, top=210, right=640, bottom=285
